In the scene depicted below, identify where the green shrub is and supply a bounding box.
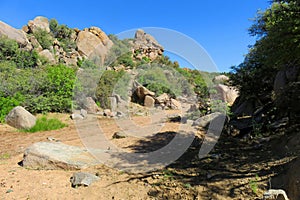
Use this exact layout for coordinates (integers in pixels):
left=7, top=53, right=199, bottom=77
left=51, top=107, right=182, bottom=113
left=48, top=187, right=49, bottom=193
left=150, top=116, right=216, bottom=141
left=105, top=34, right=132, bottom=66
left=33, top=28, right=54, bottom=49
left=113, top=52, right=135, bottom=68
left=0, top=64, right=76, bottom=115
left=49, top=18, right=77, bottom=52
left=28, top=64, right=76, bottom=113
left=145, top=82, right=175, bottom=98
left=95, top=70, right=129, bottom=108
left=0, top=35, right=18, bottom=60
left=137, top=64, right=194, bottom=98
left=24, top=116, right=67, bottom=132
left=0, top=93, right=24, bottom=123
left=0, top=36, right=40, bottom=68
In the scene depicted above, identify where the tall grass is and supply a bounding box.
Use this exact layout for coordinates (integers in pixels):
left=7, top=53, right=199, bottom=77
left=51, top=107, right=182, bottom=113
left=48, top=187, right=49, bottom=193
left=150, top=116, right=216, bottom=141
left=24, top=116, right=67, bottom=133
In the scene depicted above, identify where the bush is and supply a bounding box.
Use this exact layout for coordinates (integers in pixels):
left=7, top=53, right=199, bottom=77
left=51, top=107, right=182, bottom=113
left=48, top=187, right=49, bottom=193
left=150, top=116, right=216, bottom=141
left=0, top=93, right=24, bottom=123
left=137, top=64, right=194, bottom=98
left=0, top=36, right=40, bottom=68
left=105, top=34, right=132, bottom=66
left=28, top=64, right=76, bottom=113
left=0, top=64, right=76, bottom=115
left=33, top=28, right=54, bottom=50
left=24, top=116, right=67, bottom=132
left=49, top=18, right=76, bottom=52
left=95, top=70, right=129, bottom=108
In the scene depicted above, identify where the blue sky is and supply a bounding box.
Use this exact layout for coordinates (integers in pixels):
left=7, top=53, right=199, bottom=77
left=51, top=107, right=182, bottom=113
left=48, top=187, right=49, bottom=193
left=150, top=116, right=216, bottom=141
left=1, top=0, right=270, bottom=72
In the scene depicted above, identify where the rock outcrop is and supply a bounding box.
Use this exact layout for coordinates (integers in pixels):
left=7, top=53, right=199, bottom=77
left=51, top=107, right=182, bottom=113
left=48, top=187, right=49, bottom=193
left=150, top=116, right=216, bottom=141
left=24, top=16, right=50, bottom=33
left=38, top=49, right=56, bottom=64
left=76, top=27, right=113, bottom=63
left=5, top=106, right=36, bottom=130
left=132, top=29, right=164, bottom=61
left=213, top=75, right=230, bottom=83
left=215, top=84, right=239, bottom=106
left=0, top=20, right=31, bottom=49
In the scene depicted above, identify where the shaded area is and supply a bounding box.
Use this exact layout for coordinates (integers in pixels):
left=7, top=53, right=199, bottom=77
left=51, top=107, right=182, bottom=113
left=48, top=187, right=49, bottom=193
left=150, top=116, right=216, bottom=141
left=109, top=126, right=299, bottom=199
left=125, top=131, right=176, bottom=153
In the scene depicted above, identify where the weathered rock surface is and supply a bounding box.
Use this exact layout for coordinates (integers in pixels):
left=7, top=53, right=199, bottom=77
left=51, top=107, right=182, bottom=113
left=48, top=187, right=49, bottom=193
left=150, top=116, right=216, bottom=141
left=39, top=49, right=56, bottom=64
left=155, top=93, right=169, bottom=104
left=76, top=28, right=113, bottom=63
left=213, top=75, right=230, bottom=83
left=215, top=84, right=239, bottom=106
left=5, top=106, right=36, bottom=130
left=132, top=29, right=164, bottom=61
left=144, top=95, right=155, bottom=108
left=83, top=97, right=101, bottom=114
left=26, top=16, right=50, bottom=33
left=169, top=98, right=182, bottom=110
left=70, top=172, right=99, bottom=188
left=0, top=21, right=31, bottom=48
left=21, top=142, right=100, bottom=170
left=192, top=112, right=225, bottom=128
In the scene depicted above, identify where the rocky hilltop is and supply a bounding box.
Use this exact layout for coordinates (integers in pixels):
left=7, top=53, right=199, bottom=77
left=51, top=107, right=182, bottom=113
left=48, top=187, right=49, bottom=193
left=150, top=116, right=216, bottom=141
left=0, top=16, right=113, bottom=66
left=0, top=16, right=167, bottom=67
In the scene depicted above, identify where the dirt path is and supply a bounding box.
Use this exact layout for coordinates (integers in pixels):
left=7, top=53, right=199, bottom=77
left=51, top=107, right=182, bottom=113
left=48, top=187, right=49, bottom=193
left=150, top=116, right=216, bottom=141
left=0, top=113, right=297, bottom=199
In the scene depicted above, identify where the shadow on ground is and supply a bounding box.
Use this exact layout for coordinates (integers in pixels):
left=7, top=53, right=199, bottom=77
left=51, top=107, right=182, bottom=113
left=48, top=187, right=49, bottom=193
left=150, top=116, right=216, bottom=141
left=107, top=125, right=299, bottom=200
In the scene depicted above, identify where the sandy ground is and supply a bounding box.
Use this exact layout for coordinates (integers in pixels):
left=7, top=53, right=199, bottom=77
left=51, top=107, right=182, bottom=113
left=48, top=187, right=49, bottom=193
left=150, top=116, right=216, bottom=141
left=0, top=112, right=297, bottom=200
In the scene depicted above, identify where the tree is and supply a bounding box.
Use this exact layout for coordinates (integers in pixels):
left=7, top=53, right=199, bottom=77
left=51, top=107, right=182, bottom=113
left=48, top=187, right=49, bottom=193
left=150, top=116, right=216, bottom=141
left=230, top=1, right=300, bottom=103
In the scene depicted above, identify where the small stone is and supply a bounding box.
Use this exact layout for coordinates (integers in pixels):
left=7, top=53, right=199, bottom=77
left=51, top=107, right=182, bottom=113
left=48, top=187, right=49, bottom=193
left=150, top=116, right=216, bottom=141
left=70, top=114, right=84, bottom=120
left=6, top=189, right=13, bottom=193
left=112, top=132, right=128, bottom=139
left=70, top=172, right=99, bottom=188
left=80, top=109, right=88, bottom=118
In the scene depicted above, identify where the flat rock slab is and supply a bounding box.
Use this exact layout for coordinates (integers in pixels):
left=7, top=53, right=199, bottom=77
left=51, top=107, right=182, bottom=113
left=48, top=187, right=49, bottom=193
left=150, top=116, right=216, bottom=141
left=21, top=142, right=100, bottom=170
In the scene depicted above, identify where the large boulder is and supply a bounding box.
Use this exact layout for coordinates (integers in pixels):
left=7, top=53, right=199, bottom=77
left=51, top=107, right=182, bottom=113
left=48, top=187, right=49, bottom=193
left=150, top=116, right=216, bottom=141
left=26, top=16, right=50, bottom=33
left=5, top=106, right=36, bottom=130
left=215, top=84, right=239, bottom=106
left=21, top=142, right=100, bottom=170
left=76, top=27, right=113, bottom=63
left=274, top=71, right=287, bottom=95
left=38, top=49, right=56, bottom=64
left=134, top=85, right=155, bottom=103
left=213, top=75, right=230, bottom=84
left=169, top=98, right=182, bottom=110
left=144, top=95, right=155, bottom=108
left=155, top=93, right=169, bottom=104
left=82, top=97, right=101, bottom=114
left=0, top=21, right=31, bottom=48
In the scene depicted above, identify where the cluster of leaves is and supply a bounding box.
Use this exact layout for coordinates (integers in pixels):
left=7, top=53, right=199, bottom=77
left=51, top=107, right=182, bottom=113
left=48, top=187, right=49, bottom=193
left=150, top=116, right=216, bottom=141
left=95, top=70, right=130, bottom=109
left=0, top=36, right=39, bottom=68
left=105, top=34, right=134, bottom=67
left=33, top=28, right=54, bottom=50
left=151, top=55, right=208, bottom=98
left=0, top=62, right=76, bottom=120
left=230, top=1, right=300, bottom=103
left=33, top=18, right=75, bottom=52
left=24, top=115, right=67, bottom=133
left=175, top=67, right=208, bottom=98
left=137, top=63, right=193, bottom=98
left=49, top=19, right=76, bottom=52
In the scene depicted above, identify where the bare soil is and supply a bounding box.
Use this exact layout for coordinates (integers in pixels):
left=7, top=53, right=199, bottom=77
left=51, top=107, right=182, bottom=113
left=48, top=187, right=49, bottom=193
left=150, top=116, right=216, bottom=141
left=0, top=113, right=298, bottom=200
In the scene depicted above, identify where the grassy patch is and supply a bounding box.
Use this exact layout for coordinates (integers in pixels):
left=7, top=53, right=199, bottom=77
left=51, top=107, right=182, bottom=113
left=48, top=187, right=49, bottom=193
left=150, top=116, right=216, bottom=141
left=0, top=153, right=11, bottom=159
left=24, top=116, right=67, bottom=133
